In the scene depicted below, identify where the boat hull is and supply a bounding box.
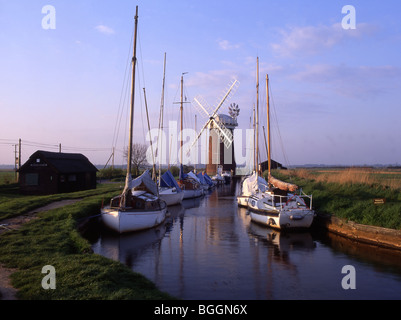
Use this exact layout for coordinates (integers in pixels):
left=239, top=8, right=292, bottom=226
left=247, top=195, right=314, bottom=230
left=159, top=188, right=184, bottom=206
left=183, top=188, right=203, bottom=199
left=249, top=209, right=314, bottom=230
left=236, top=195, right=249, bottom=207
left=101, top=207, right=167, bottom=233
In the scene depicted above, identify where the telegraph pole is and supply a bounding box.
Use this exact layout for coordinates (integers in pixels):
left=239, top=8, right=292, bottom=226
left=15, top=138, right=21, bottom=182
left=14, top=144, right=18, bottom=181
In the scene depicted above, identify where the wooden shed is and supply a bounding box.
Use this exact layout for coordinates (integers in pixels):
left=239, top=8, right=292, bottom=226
left=260, top=159, right=287, bottom=172
left=19, top=150, right=98, bottom=195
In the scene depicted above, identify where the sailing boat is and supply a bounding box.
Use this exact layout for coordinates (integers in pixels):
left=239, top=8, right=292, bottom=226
left=176, top=73, right=203, bottom=199
left=159, top=170, right=184, bottom=206
left=101, top=6, right=167, bottom=233
left=156, top=53, right=184, bottom=206
left=237, top=57, right=263, bottom=207
left=247, top=74, right=314, bottom=229
left=178, top=164, right=203, bottom=199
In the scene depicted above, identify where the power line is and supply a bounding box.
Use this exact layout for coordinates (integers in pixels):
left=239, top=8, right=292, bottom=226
left=2, top=139, right=110, bottom=153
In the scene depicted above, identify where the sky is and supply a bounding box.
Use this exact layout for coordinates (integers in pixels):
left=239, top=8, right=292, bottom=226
left=1, top=0, right=401, bottom=167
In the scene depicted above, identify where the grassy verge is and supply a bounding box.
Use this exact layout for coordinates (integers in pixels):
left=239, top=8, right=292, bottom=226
left=266, top=168, right=401, bottom=230
left=0, top=182, right=124, bottom=221
left=0, top=184, right=174, bottom=300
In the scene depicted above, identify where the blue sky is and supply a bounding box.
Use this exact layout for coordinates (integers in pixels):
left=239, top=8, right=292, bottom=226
left=1, top=0, right=401, bottom=166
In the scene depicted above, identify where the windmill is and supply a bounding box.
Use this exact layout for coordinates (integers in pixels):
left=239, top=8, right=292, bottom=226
left=187, top=79, right=240, bottom=175
left=228, top=103, right=240, bottom=120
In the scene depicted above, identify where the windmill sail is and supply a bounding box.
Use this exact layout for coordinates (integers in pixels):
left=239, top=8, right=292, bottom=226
left=187, top=79, right=239, bottom=155
left=210, top=119, right=233, bottom=148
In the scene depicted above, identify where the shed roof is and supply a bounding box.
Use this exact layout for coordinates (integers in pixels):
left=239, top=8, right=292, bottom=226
left=20, top=150, right=98, bottom=173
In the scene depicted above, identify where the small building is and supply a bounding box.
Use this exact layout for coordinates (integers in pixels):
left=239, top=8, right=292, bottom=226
left=19, top=150, right=98, bottom=195
left=260, top=159, right=287, bottom=172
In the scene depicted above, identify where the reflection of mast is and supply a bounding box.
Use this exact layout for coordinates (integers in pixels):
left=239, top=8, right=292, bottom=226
left=179, top=209, right=184, bottom=297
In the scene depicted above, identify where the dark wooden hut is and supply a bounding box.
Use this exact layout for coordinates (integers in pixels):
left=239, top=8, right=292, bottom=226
left=260, top=159, right=287, bottom=172
left=19, top=150, right=98, bottom=195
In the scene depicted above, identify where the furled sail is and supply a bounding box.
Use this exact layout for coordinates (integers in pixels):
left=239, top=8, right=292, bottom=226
left=268, top=174, right=298, bottom=192
left=242, top=171, right=269, bottom=196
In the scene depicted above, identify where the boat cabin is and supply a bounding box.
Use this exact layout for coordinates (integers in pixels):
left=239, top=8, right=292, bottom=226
left=178, top=178, right=200, bottom=191
left=110, top=191, right=164, bottom=211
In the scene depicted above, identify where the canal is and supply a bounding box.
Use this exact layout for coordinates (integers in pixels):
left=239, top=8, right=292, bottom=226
left=87, top=181, right=401, bottom=300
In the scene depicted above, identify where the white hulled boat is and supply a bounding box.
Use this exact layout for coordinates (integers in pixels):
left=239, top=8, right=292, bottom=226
left=237, top=171, right=267, bottom=207
left=159, top=170, right=184, bottom=206
left=102, top=170, right=167, bottom=233
left=178, top=166, right=203, bottom=199
left=248, top=74, right=314, bottom=230
left=175, top=73, right=204, bottom=199
left=101, top=7, right=167, bottom=233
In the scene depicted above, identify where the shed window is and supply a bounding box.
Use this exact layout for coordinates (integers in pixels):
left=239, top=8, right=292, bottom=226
left=26, top=173, right=39, bottom=186
left=68, top=174, right=77, bottom=182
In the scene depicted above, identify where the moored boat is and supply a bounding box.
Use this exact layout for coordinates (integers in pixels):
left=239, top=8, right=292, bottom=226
left=101, top=7, right=167, bottom=233
left=102, top=170, right=167, bottom=233
left=177, top=166, right=203, bottom=199
left=247, top=74, right=314, bottom=230
left=159, top=170, right=184, bottom=206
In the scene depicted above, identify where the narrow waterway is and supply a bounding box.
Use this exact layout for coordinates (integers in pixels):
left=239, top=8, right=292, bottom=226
left=87, top=181, right=401, bottom=300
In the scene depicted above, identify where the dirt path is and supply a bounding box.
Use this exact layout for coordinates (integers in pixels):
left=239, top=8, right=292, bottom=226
left=0, top=199, right=82, bottom=300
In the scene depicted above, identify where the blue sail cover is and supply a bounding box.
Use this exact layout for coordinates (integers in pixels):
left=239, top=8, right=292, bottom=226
left=203, top=173, right=214, bottom=186
left=196, top=172, right=206, bottom=184
left=160, top=170, right=182, bottom=191
left=179, top=164, right=188, bottom=180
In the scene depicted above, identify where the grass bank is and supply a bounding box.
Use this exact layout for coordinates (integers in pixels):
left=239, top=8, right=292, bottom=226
left=0, top=184, right=173, bottom=300
left=0, top=182, right=126, bottom=221
left=266, top=168, right=401, bottom=230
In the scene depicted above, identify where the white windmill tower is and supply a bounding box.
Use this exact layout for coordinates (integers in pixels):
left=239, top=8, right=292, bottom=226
left=188, top=79, right=240, bottom=176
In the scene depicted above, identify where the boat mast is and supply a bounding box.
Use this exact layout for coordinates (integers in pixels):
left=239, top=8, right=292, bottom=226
left=256, top=57, right=259, bottom=176
left=253, top=104, right=255, bottom=173
left=179, top=72, right=188, bottom=167
left=180, top=74, right=183, bottom=166
left=143, top=88, right=156, bottom=181
left=127, top=6, right=138, bottom=181
left=158, top=52, right=167, bottom=186
left=194, top=114, right=197, bottom=173
left=266, top=74, right=271, bottom=178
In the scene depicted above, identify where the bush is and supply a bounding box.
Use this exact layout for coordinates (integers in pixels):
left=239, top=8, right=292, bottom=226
left=98, top=167, right=125, bottom=180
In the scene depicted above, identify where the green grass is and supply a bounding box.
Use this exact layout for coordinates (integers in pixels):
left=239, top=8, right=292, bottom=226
left=267, top=168, right=401, bottom=230
left=0, top=183, right=123, bottom=221
left=0, top=183, right=174, bottom=300
left=0, top=170, right=16, bottom=185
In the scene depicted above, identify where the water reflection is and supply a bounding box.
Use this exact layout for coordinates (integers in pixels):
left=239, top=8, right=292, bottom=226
left=88, top=180, right=401, bottom=300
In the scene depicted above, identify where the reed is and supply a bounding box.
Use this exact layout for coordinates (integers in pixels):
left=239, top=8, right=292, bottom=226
left=279, top=167, right=401, bottom=190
